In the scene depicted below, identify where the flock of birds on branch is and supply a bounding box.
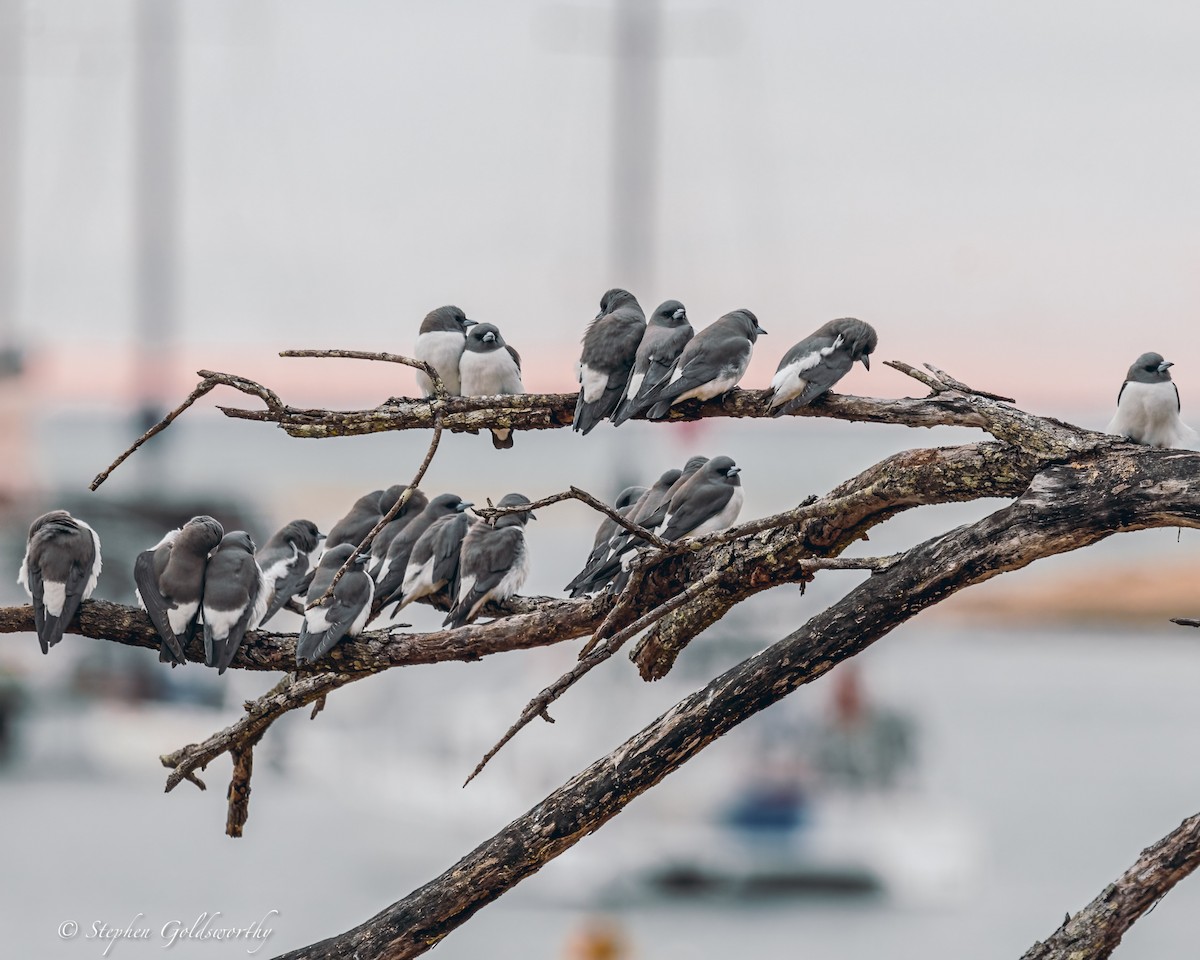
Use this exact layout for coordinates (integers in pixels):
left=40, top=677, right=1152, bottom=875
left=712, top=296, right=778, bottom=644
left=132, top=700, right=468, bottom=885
left=13, top=286, right=1197, bottom=676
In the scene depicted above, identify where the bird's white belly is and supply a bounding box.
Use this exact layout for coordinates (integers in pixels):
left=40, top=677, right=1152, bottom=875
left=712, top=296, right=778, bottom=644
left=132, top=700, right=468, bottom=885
left=168, top=600, right=199, bottom=635
left=348, top=580, right=374, bottom=636
left=579, top=363, right=609, bottom=403
left=1108, top=381, right=1197, bottom=448
left=674, top=369, right=744, bottom=405
left=42, top=580, right=67, bottom=617
left=202, top=604, right=243, bottom=640
left=415, top=331, right=465, bottom=395
left=687, top=487, right=745, bottom=537
left=460, top=350, right=523, bottom=396
left=402, top=556, right=436, bottom=599
left=769, top=361, right=810, bottom=406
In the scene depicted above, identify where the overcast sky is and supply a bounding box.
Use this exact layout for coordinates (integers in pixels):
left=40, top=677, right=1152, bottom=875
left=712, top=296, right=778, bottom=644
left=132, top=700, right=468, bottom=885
left=13, top=0, right=1200, bottom=410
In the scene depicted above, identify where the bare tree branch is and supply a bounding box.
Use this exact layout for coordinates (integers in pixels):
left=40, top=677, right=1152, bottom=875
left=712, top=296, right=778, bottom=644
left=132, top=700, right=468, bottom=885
left=274, top=447, right=1200, bottom=960
left=474, top=485, right=672, bottom=550
left=1021, top=812, right=1200, bottom=960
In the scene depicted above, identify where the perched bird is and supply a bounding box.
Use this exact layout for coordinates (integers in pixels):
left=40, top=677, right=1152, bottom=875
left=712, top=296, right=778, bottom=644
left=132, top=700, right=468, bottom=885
left=573, top=288, right=647, bottom=435
left=459, top=323, right=525, bottom=449
left=444, top=493, right=536, bottom=628
left=295, top=545, right=374, bottom=664
left=134, top=515, right=225, bottom=665
left=656, top=455, right=745, bottom=541
left=367, top=489, right=430, bottom=576
left=636, top=457, right=709, bottom=534
left=1107, top=352, right=1199, bottom=449
left=565, top=475, right=681, bottom=597
left=326, top=489, right=386, bottom=549
left=768, top=318, right=878, bottom=416
left=414, top=305, right=477, bottom=396
left=612, top=300, right=694, bottom=425
left=391, top=508, right=475, bottom=616
left=563, top=484, right=648, bottom=596
left=18, top=510, right=102, bottom=654
left=257, top=519, right=325, bottom=626
left=202, top=531, right=270, bottom=674
left=373, top=494, right=473, bottom=612
left=642, top=309, right=766, bottom=420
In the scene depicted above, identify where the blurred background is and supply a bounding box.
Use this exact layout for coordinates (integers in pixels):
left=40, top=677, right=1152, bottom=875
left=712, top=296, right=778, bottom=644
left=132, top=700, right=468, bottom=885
left=2, top=1, right=1200, bottom=957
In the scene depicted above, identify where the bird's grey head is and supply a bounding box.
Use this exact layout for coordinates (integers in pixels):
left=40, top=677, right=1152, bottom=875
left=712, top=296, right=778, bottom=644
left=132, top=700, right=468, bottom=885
left=654, top=468, right=683, bottom=490
left=466, top=323, right=504, bottom=352
left=681, top=456, right=710, bottom=475
left=496, top=492, right=536, bottom=527
left=378, top=484, right=408, bottom=513
left=725, top=309, right=767, bottom=341
left=27, top=510, right=77, bottom=538
left=652, top=300, right=688, bottom=327
left=285, top=519, right=323, bottom=551
left=420, top=305, right=477, bottom=335
left=597, top=288, right=638, bottom=319
left=1126, top=352, right=1174, bottom=384
left=428, top=493, right=472, bottom=518
left=615, top=486, right=648, bottom=510
left=220, top=530, right=256, bottom=554
left=706, top=455, right=742, bottom=486
left=397, top=488, right=429, bottom=517
left=830, top=318, right=878, bottom=370
left=319, top=543, right=356, bottom=569
left=180, top=516, right=225, bottom=553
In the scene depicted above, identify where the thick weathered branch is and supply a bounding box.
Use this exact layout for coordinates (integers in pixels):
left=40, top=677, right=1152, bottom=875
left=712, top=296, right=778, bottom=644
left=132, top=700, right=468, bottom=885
left=1021, top=812, right=1200, bottom=960
left=274, top=447, right=1200, bottom=959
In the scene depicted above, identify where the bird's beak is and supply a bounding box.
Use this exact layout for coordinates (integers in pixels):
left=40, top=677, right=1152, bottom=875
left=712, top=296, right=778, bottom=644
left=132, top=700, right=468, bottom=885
left=756, top=325, right=768, bottom=335
left=727, top=466, right=741, bottom=476
left=483, top=332, right=496, bottom=343
left=861, top=356, right=871, bottom=371
left=1159, top=361, right=1174, bottom=373
left=457, top=501, right=474, bottom=512
left=463, top=318, right=479, bottom=328
left=317, top=531, right=327, bottom=541
left=529, top=511, right=538, bottom=521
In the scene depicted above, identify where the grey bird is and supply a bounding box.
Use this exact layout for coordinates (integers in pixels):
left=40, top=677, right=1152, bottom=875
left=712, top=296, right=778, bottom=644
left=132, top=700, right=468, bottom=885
left=444, top=493, right=536, bottom=628
left=565, top=475, right=682, bottom=597
left=202, top=531, right=270, bottom=674
left=1107, top=352, right=1199, bottom=449
left=635, top=456, right=710, bottom=534
left=414, top=305, right=477, bottom=396
left=257, top=519, right=325, bottom=626
left=768, top=318, right=878, bottom=416
left=459, top=323, right=524, bottom=449
left=18, top=510, right=102, bottom=654
left=367, top=489, right=430, bottom=576
left=326, top=488, right=386, bottom=550
left=134, top=515, right=225, bottom=665
left=612, top=300, right=694, bottom=425
left=295, top=545, right=374, bottom=664
left=373, top=494, right=474, bottom=613
left=656, top=456, right=745, bottom=541
left=390, top=509, right=475, bottom=616
left=573, top=288, right=647, bottom=435
left=643, top=309, right=767, bottom=420
left=563, top=484, right=648, bottom=596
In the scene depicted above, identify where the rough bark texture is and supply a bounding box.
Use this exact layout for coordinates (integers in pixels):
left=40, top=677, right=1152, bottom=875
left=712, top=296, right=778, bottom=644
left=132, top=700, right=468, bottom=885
left=11, top=356, right=1193, bottom=958
left=275, top=447, right=1200, bottom=960
left=1021, top=813, right=1200, bottom=960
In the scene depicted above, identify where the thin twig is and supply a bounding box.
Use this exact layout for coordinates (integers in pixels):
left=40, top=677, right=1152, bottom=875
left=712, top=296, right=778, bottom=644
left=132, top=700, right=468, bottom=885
left=1171, top=618, right=1200, bottom=628
left=90, top=370, right=283, bottom=490
left=279, top=349, right=448, bottom=400
left=884, top=359, right=948, bottom=394
left=474, top=485, right=672, bottom=551
left=310, top=411, right=445, bottom=606
left=922, top=362, right=1015, bottom=403
left=464, top=569, right=726, bottom=786
left=160, top=672, right=351, bottom=793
